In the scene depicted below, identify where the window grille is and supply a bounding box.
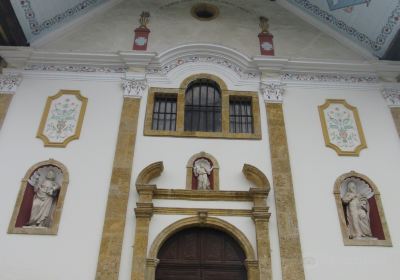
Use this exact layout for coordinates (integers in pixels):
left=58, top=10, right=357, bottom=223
left=229, top=97, right=253, bottom=133
left=184, top=79, right=222, bottom=132
left=152, top=95, right=177, bottom=131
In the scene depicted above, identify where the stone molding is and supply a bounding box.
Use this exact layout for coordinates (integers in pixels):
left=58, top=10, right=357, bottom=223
left=146, top=54, right=259, bottom=79
left=153, top=189, right=252, bottom=201
left=260, top=82, right=285, bottom=103
left=25, top=63, right=128, bottom=73
left=0, top=74, right=22, bottom=94
left=121, top=78, right=147, bottom=98
left=382, top=86, right=400, bottom=107
left=281, top=72, right=378, bottom=84
left=3, top=44, right=399, bottom=82
left=152, top=207, right=252, bottom=217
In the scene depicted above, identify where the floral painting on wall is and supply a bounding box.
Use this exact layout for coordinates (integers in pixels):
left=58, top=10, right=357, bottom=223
left=37, top=90, right=88, bottom=147
left=318, top=99, right=367, bottom=156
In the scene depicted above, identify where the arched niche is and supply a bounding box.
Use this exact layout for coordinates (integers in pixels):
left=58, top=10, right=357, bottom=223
left=186, top=151, right=220, bottom=190
left=8, top=159, right=69, bottom=235
left=333, top=171, right=392, bottom=246
left=147, top=216, right=259, bottom=280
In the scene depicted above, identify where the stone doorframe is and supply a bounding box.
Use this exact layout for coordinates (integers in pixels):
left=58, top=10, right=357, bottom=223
left=131, top=161, right=272, bottom=280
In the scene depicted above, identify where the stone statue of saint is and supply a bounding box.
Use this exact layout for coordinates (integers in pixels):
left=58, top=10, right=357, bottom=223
left=193, top=158, right=213, bottom=190
left=341, top=180, right=375, bottom=240
left=27, top=169, right=61, bottom=227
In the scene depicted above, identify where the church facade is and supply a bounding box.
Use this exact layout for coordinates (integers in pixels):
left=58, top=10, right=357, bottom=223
left=0, top=1, right=399, bottom=280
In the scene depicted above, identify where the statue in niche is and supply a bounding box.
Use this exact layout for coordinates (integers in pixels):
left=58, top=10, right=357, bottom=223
left=193, top=158, right=213, bottom=190
left=25, top=166, right=62, bottom=227
left=341, top=179, right=376, bottom=240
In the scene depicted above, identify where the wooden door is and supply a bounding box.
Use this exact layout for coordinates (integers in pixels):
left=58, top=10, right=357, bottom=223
left=156, top=227, right=247, bottom=280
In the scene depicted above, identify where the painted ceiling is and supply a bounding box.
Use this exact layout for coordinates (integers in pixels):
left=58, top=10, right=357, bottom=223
left=283, top=0, right=400, bottom=57
left=8, top=0, right=400, bottom=58
left=10, top=0, right=107, bottom=41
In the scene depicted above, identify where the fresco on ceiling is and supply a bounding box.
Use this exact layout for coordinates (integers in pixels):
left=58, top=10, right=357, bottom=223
left=286, top=0, right=400, bottom=57
left=10, top=0, right=107, bottom=42
left=326, top=0, right=370, bottom=11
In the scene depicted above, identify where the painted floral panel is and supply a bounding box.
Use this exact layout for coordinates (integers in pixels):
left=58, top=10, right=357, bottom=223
left=319, top=99, right=366, bottom=156
left=37, top=90, right=87, bottom=147
left=323, top=103, right=361, bottom=151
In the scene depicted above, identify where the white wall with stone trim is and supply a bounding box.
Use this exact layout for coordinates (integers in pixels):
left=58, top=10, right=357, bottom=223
left=283, top=84, right=400, bottom=280
left=0, top=76, right=123, bottom=280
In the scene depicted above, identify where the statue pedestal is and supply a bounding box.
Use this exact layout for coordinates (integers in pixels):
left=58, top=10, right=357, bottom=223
left=133, top=27, right=150, bottom=51
left=258, top=32, right=275, bottom=56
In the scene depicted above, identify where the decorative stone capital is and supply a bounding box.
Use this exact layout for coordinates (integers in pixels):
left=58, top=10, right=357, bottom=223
left=0, top=74, right=22, bottom=94
left=260, top=82, right=285, bottom=103
left=382, top=86, right=400, bottom=107
left=122, top=78, right=147, bottom=98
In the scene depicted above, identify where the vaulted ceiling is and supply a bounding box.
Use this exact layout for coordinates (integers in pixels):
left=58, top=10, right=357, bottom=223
left=2, top=0, right=400, bottom=60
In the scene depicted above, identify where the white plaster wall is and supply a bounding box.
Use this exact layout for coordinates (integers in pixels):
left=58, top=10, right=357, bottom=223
left=0, top=76, right=123, bottom=280
left=1, top=67, right=399, bottom=280
left=41, top=0, right=364, bottom=60
left=283, top=85, right=400, bottom=280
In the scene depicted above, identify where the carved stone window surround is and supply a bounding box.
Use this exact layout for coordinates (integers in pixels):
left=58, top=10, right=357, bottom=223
left=144, top=74, right=261, bottom=140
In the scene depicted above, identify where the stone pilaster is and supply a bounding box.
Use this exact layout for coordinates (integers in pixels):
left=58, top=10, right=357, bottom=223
left=261, top=82, right=305, bottom=280
left=95, top=78, right=147, bottom=280
left=250, top=187, right=271, bottom=280
left=0, top=74, right=22, bottom=130
left=382, top=86, right=400, bottom=137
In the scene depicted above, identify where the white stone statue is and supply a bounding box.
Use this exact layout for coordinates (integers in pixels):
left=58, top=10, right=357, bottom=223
left=26, top=167, right=63, bottom=227
left=193, top=158, right=213, bottom=190
left=341, top=179, right=376, bottom=240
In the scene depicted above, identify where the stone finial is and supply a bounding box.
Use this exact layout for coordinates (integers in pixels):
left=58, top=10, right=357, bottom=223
left=139, top=11, right=150, bottom=28
left=260, top=82, right=285, bottom=103
left=122, top=78, right=147, bottom=98
left=382, top=86, right=400, bottom=107
left=259, top=17, right=270, bottom=34
left=0, top=74, right=22, bottom=94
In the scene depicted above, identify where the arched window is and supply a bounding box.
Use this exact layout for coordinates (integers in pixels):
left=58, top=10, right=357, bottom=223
left=184, top=79, right=222, bottom=132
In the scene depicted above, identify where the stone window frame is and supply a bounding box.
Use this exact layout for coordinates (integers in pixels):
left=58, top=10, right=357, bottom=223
left=8, top=159, right=69, bottom=235
left=333, top=171, right=392, bottom=246
left=144, top=73, right=261, bottom=139
left=186, top=151, right=220, bottom=190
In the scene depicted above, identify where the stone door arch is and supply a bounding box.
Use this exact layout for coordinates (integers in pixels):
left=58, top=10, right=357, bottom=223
left=156, top=227, right=247, bottom=280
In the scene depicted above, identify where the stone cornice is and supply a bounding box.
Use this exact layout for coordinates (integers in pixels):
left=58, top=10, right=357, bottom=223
left=1, top=45, right=399, bottom=83
left=382, top=84, right=400, bottom=107
left=0, top=74, right=22, bottom=94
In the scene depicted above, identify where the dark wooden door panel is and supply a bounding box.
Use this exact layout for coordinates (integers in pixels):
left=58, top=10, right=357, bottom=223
left=156, top=227, right=247, bottom=280
left=156, top=268, right=201, bottom=280
left=202, top=269, right=247, bottom=280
